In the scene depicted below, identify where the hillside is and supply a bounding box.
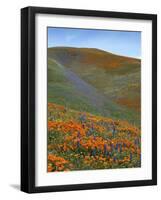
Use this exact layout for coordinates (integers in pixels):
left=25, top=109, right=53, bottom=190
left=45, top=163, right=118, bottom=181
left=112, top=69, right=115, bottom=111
left=48, top=47, right=141, bottom=126
left=48, top=102, right=141, bottom=172
left=48, top=47, right=140, bottom=70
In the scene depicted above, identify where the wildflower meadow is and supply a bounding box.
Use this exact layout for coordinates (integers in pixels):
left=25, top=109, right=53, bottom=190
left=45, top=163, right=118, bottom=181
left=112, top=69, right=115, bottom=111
left=47, top=103, right=141, bottom=172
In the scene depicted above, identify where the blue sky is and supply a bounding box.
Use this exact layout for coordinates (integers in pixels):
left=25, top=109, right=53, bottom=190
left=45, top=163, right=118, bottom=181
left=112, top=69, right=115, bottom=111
left=48, top=27, right=141, bottom=58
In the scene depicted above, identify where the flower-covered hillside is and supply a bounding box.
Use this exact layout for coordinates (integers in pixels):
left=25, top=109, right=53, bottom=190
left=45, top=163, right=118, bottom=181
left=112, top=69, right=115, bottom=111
left=48, top=102, right=141, bottom=172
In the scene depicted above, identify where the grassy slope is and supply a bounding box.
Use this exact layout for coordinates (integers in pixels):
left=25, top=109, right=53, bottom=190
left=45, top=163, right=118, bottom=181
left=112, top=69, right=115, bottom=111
left=48, top=59, right=100, bottom=114
left=48, top=47, right=141, bottom=112
left=48, top=57, right=140, bottom=126
left=47, top=47, right=141, bottom=172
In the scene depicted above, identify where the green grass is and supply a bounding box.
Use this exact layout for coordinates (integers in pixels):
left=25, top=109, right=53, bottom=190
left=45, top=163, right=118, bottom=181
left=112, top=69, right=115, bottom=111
left=48, top=59, right=102, bottom=114
left=48, top=47, right=141, bottom=112
left=47, top=57, right=140, bottom=127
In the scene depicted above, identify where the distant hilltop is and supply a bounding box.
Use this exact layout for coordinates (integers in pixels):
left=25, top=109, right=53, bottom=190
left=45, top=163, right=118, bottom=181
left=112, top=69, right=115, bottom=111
left=48, top=46, right=141, bottom=70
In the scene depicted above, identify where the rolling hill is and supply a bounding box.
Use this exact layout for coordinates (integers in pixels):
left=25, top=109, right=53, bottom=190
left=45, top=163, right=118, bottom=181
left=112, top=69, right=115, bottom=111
left=47, top=47, right=141, bottom=127
left=48, top=47, right=140, bottom=69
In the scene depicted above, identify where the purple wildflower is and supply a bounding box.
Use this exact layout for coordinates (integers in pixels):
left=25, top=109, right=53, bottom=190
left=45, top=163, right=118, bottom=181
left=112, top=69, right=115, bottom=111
left=77, top=131, right=81, bottom=138
left=91, top=148, right=96, bottom=157
left=113, top=156, right=117, bottom=162
left=77, top=141, right=80, bottom=148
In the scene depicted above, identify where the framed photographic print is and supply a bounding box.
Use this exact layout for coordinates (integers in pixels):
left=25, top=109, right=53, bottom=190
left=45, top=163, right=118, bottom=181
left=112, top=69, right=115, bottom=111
left=21, top=6, right=157, bottom=193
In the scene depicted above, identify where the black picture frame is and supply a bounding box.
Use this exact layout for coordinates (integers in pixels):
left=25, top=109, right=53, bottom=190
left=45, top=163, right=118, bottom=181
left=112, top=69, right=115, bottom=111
left=21, top=6, right=157, bottom=193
